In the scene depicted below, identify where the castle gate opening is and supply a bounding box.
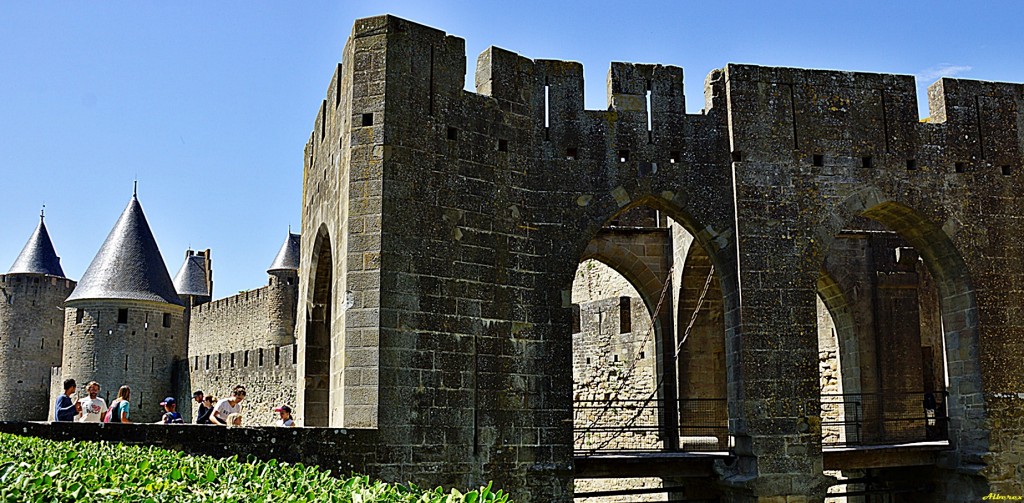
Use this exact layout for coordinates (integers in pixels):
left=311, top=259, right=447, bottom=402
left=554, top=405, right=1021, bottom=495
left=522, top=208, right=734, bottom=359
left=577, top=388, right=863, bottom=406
left=303, top=227, right=333, bottom=427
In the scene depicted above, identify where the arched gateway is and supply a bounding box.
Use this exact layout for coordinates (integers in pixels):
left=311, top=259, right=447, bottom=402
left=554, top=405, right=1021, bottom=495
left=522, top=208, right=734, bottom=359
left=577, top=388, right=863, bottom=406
left=293, top=15, right=1017, bottom=502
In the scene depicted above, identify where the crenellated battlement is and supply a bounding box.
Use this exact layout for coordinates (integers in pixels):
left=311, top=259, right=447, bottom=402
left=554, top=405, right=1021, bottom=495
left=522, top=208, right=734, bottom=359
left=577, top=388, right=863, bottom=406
left=724, top=64, right=1024, bottom=173
left=193, top=285, right=270, bottom=315
left=293, top=15, right=1024, bottom=501
left=187, top=343, right=297, bottom=374
left=0, top=273, right=76, bottom=298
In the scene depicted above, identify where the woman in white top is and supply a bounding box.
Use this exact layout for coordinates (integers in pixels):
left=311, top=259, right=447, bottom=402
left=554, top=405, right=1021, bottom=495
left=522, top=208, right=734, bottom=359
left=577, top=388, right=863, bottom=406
left=210, top=385, right=245, bottom=425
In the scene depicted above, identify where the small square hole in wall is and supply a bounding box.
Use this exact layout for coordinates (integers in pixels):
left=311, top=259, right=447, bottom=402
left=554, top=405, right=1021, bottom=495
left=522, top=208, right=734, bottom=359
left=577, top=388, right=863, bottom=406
left=954, top=162, right=966, bottom=173
left=361, top=113, right=373, bottom=127
left=618, top=150, right=630, bottom=163
left=498, top=139, right=508, bottom=152
left=586, top=357, right=591, bottom=365
left=670, top=151, right=681, bottom=164
left=862, top=156, right=873, bottom=169
left=566, top=147, right=578, bottom=160
left=1002, top=165, right=1013, bottom=176
left=731, top=150, right=743, bottom=162
left=613, top=355, right=619, bottom=362
left=446, top=127, right=458, bottom=141
left=812, top=154, right=824, bottom=167
left=906, top=159, right=917, bottom=170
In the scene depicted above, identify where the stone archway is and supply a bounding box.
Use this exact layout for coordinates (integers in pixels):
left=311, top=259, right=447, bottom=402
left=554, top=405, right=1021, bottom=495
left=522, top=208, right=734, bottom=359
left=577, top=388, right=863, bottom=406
left=819, top=191, right=986, bottom=456
left=302, top=225, right=333, bottom=427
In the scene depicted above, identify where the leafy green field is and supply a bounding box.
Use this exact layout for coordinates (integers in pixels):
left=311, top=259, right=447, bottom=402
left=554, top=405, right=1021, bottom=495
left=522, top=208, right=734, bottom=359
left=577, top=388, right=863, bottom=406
left=0, top=433, right=511, bottom=502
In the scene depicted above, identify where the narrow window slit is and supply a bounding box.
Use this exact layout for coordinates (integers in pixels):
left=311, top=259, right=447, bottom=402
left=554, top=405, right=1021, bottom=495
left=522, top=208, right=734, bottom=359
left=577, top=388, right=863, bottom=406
left=906, top=159, right=917, bottom=170
left=498, top=139, right=508, bottom=152
left=645, top=80, right=653, bottom=133
left=619, top=296, right=631, bottom=333
left=812, top=154, right=824, bottom=167
left=428, top=45, right=435, bottom=116
left=862, top=156, right=873, bottom=169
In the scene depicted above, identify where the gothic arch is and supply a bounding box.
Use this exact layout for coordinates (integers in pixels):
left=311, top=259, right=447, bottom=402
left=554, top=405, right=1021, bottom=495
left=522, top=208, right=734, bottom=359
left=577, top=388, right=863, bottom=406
left=818, top=189, right=986, bottom=455
left=302, top=223, right=334, bottom=427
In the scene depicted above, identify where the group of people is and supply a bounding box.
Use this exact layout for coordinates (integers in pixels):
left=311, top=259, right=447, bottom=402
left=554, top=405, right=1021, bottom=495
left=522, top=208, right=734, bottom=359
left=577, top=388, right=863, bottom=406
left=53, top=379, right=295, bottom=427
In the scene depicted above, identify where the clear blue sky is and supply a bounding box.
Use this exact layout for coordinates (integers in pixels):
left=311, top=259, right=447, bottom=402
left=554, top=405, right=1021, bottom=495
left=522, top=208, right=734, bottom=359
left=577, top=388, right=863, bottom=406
left=2, top=1, right=1022, bottom=297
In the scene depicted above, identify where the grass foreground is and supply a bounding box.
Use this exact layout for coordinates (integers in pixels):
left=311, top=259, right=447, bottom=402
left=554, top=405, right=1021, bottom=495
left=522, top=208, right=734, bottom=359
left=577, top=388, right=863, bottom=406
left=0, top=432, right=511, bottom=502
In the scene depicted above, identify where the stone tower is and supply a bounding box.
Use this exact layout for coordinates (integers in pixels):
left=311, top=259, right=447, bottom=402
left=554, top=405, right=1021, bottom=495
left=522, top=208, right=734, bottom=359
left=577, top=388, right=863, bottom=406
left=0, top=213, right=76, bottom=420
left=61, top=194, right=185, bottom=421
left=266, top=232, right=299, bottom=347
left=172, top=248, right=213, bottom=332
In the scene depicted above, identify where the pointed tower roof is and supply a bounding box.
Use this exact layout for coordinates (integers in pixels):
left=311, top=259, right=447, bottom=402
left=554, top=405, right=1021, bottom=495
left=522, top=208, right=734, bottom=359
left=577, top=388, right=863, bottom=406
left=267, top=232, right=301, bottom=273
left=65, top=195, right=183, bottom=306
left=8, top=211, right=66, bottom=277
left=173, top=251, right=211, bottom=297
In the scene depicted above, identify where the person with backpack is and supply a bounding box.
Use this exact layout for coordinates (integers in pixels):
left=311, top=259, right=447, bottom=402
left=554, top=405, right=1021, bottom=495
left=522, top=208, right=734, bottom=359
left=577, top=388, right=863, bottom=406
left=104, top=385, right=131, bottom=423
left=156, top=397, right=184, bottom=424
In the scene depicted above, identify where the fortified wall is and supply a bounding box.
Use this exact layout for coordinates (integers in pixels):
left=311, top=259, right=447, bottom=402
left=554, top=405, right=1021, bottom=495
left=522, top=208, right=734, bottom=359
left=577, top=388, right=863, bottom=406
left=176, top=344, right=298, bottom=425
left=291, top=15, right=1024, bottom=502
left=2, top=13, right=1024, bottom=503
left=188, top=282, right=297, bottom=357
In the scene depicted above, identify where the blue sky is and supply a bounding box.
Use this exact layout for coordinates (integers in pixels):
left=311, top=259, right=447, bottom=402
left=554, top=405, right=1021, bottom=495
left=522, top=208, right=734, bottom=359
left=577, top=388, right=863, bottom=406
left=2, top=1, right=1022, bottom=297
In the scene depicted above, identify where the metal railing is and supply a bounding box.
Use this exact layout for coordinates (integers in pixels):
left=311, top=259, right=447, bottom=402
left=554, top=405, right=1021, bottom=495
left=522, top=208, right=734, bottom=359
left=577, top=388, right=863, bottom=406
left=574, top=398, right=729, bottom=455
left=820, top=391, right=949, bottom=447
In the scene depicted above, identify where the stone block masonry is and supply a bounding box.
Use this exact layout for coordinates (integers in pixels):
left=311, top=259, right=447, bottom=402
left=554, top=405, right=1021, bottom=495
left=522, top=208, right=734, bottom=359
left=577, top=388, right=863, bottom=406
left=292, top=14, right=1024, bottom=502
left=176, top=344, right=297, bottom=426
left=188, top=281, right=297, bottom=358
left=0, top=274, right=76, bottom=421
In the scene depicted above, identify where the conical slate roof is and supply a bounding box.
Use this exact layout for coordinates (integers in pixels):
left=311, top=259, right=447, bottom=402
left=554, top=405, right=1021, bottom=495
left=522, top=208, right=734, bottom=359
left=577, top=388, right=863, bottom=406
left=65, top=196, right=183, bottom=306
left=267, top=232, right=300, bottom=273
left=8, top=215, right=66, bottom=277
left=173, top=253, right=210, bottom=297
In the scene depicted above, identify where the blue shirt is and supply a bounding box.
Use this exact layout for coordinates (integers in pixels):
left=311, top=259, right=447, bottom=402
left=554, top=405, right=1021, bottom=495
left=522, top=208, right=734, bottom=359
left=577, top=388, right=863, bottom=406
left=54, top=394, right=76, bottom=421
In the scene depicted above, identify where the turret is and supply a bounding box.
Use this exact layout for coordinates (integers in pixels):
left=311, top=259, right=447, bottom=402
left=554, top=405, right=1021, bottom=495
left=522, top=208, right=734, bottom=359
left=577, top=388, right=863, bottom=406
left=0, top=211, right=76, bottom=420
left=61, top=193, right=185, bottom=421
left=173, top=248, right=213, bottom=332
left=266, top=232, right=300, bottom=346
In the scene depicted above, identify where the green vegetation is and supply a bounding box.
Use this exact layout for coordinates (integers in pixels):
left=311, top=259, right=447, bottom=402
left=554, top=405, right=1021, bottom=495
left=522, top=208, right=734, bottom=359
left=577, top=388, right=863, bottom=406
left=0, top=433, right=511, bottom=502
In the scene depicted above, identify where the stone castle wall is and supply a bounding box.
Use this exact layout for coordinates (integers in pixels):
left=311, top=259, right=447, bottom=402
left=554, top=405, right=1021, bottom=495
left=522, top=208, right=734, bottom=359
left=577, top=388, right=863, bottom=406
left=59, top=300, right=186, bottom=423
left=0, top=273, right=76, bottom=421
left=572, top=296, right=659, bottom=451
left=175, top=344, right=297, bottom=426
left=188, top=280, right=297, bottom=357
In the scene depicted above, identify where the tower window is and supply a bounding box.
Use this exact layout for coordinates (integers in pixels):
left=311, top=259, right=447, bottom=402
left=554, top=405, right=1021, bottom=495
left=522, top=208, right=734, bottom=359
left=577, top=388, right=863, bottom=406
left=76, top=309, right=84, bottom=324
left=117, top=309, right=128, bottom=324
left=162, top=313, right=171, bottom=328
left=619, top=296, right=631, bottom=334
